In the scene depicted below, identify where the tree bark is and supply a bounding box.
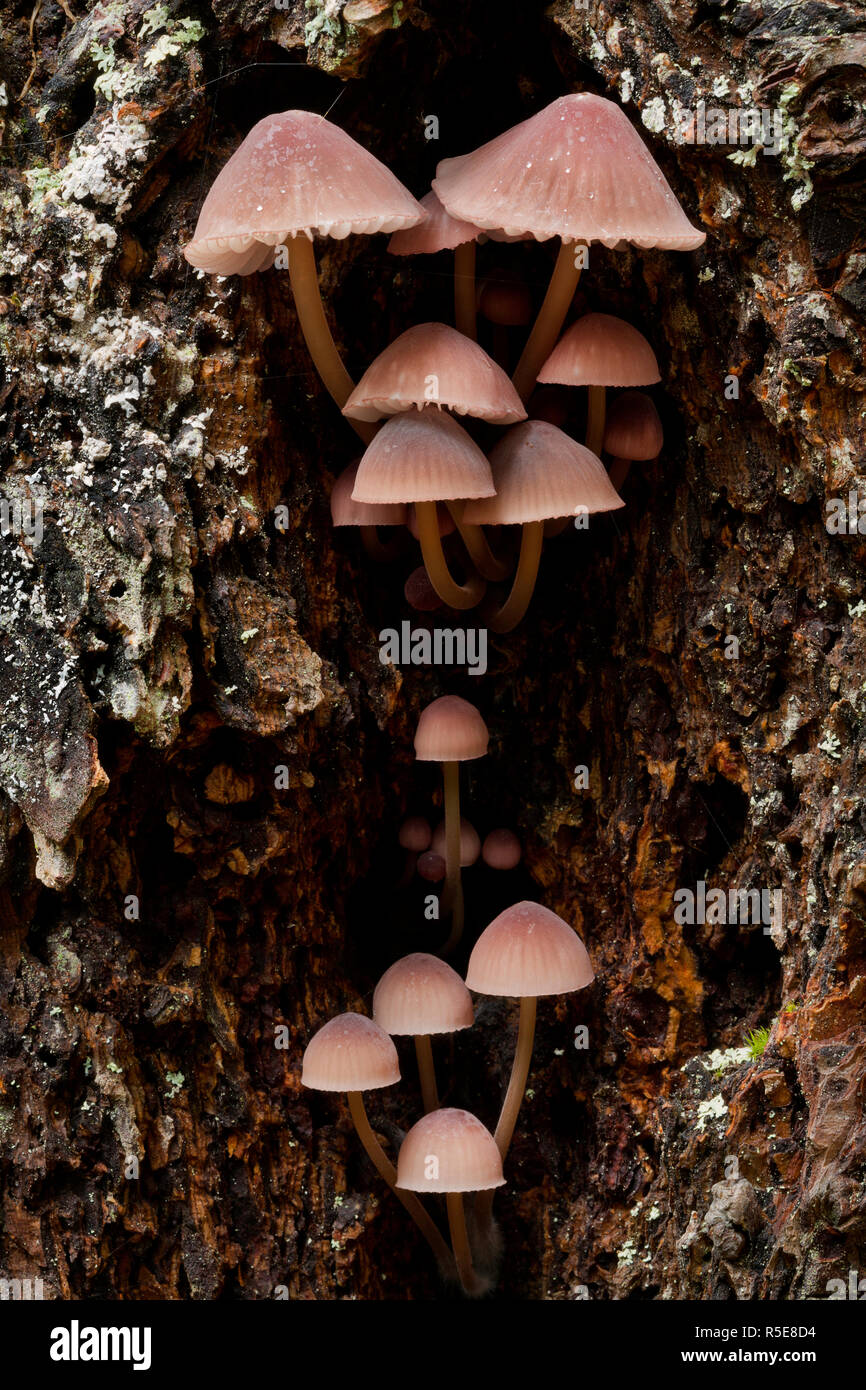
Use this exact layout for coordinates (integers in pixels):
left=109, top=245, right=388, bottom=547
left=0, top=0, right=864, bottom=1300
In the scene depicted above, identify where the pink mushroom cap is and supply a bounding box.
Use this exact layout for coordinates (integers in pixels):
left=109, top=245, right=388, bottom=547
left=301, top=1012, right=400, bottom=1091
left=414, top=694, right=489, bottom=762
left=373, top=953, right=474, bottom=1036
left=538, top=312, right=661, bottom=387
left=478, top=272, right=532, bottom=327
left=398, top=815, right=432, bottom=852
left=463, top=419, right=624, bottom=525
left=396, top=1108, right=505, bottom=1193
left=433, top=93, right=706, bottom=250
left=388, top=188, right=481, bottom=255
left=330, top=461, right=408, bottom=527
left=352, top=409, right=495, bottom=505
left=184, top=110, right=426, bottom=275
left=466, top=901, right=594, bottom=998
left=343, top=323, right=526, bottom=426
left=603, top=390, right=664, bottom=459
left=417, top=850, right=447, bottom=882
left=404, top=565, right=444, bottom=611
left=482, top=828, right=522, bottom=870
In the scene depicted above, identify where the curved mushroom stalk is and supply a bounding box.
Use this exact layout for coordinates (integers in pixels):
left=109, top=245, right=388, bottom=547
left=454, top=241, right=477, bottom=341
left=512, top=242, right=585, bottom=403
left=347, top=1091, right=455, bottom=1273
left=414, top=1035, right=440, bottom=1113
left=485, top=520, right=545, bottom=634
left=446, top=1193, right=484, bottom=1296
left=416, top=502, right=486, bottom=610
left=585, top=384, right=607, bottom=458
left=446, top=502, right=511, bottom=582
left=474, top=996, right=537, bottom=1228
left=287, top=236, right=376, bottom=445
left=607, top=457, right=632, bottom=491
left=438, top=760, right=465, bottom=955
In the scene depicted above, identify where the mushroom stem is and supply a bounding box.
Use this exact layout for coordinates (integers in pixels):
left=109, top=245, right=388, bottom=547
left=347, top=1090, right=453, bottom=1270
left=487, top=519, right=545, bottom=633
left=287, top=235, right=376, bottom=444
left=454, top=241, right=477, bottom=341
left=474, top=995, right=537, bottom=1229
left=416, top=501, right=486, bottom=610
left=512, top=242, right=584, bottom=403
left=446, top=502, right=510, bottom=581
left=446, top=1192, right=482, bottom=1296
left=414, top=1034, right=440, bottom=1113
left=608, top=457, right=631, bottom=490
left=585, top=385, right=606, bottom=459
left=439, top=761, right=464, bottom=955
left=360, top=526, right=404, bottom=562
left=493, top=995, right=538, bottom=1160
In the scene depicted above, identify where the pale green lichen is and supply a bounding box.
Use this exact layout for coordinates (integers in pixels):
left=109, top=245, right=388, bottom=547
left=728, top=145, right=759, bottom=168
left=778, top=83, right=814, bottom=210
left=695, top=1095, right=728, bottom=1131
left=143, top=19, right=205, bottom=69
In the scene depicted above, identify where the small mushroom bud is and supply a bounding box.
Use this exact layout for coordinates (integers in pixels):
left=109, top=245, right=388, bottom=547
left=398, top=815, right=432, bottom=884
left=404, top=565, right=444, bottom=612
left=418, top=851, right=447, bottom=883
left=482, top=828, right=522, bottom=870
left=603, top=390, right=664, bottom=490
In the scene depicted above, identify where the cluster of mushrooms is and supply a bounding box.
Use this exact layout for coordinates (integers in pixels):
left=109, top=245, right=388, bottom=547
left=185, top=93, right=703, bottom=630
left=184, top=90, right=705, bottom=1294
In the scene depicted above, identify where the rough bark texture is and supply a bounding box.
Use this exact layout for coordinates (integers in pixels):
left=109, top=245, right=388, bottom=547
left=1, top=0, right=864, bottom=1301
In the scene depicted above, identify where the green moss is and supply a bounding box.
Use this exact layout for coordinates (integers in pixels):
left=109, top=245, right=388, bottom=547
left=745, top=1025, right=770, bottom=1058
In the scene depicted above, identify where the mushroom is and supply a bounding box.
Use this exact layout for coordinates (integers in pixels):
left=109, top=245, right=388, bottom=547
left=388, top=189, right=483, bottom=339
left=396, top=1107, right=504, bottom=1295
left=538, top=312, right=661, bottom=457
left=301, top=1012, right=452, bottom=1269
left=342, top=322, right=525, bottom=428
left=352, top=409, right=494, bottom=609
left=344, top=322, right=523, bottom=582
left=184, top=110, right=425, bottom=433
left=418, top=851, right=447, bottom=883
left=481, top=828, right=522, bottom=870
left=404, top=565, right=444, bottom=612
left=433, top=93, right=705, bottom=402
left=398, top=815, right=432, bottom=884
left=478, top=269, right=533, bottom=329
left=373, top=952, right=473, bottom=1112
left=463, top=420, right=624, bottom=632
left=603, top=389, right=664, bottom=490
left=465, top=902, right=594, bottom=1224
left=414, top=695, right=489, bottom=954
left=330, top=460, right=408, bottom=562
